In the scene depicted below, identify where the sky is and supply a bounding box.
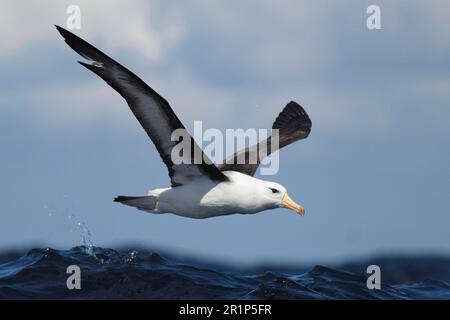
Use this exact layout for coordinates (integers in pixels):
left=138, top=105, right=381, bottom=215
left=1, top=0, right=450, bottom=265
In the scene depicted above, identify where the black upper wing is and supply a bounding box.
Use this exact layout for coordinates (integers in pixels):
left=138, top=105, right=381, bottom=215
left=56, top=26, right=228, bottom=186
left=218, top=101, right=311, bottom=176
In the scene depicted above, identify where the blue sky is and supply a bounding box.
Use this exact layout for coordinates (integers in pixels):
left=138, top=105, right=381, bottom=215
left=1, top=0, right=450, bottom=264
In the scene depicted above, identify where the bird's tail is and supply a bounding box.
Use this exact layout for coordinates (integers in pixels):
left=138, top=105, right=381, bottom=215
left=114, top=195, right=158, bottom=213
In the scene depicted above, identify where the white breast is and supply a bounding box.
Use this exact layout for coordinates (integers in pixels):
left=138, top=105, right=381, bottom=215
left=152, top=171, right=277, bottom=218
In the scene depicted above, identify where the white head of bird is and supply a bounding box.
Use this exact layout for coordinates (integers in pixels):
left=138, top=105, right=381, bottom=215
left=192, top=171, right=305, bottom=218
left=259, top=180, right=305, bottom=216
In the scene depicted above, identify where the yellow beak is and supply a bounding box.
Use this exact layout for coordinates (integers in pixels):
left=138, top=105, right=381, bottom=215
left=281, top=193, right=305, bottom=216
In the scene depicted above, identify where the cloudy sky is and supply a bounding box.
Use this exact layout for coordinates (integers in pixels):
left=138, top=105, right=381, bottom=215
left=1, top=0, right=450, bottom=264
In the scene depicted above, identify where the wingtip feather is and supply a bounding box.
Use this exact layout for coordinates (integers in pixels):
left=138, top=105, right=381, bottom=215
left=55, top=25, right=71, bottom=39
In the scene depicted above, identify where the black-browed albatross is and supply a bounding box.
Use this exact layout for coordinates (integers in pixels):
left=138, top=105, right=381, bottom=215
left=56, top=26, right=312, bottom=219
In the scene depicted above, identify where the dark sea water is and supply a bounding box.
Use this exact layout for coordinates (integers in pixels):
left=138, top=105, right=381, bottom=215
left=0, top=246, right=449, bottom=299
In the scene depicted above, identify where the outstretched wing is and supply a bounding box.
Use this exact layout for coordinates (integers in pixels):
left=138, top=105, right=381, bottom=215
left=218, top=101, right=311, bottom=176
left=56, top=26, right=228, bottom=186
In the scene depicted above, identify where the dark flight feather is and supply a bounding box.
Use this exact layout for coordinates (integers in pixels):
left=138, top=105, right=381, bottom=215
left=219, top=101, right=312, bottom=176
left=56, top=25, right=228, bottom=186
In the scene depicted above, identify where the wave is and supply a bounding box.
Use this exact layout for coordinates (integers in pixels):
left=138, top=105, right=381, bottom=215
left=0, top=246, right=449, bottom=299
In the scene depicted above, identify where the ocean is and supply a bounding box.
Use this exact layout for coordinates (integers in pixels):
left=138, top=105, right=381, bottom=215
left=0, top=246, right=449, bottom=299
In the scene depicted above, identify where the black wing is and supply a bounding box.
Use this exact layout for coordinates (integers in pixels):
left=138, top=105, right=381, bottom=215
left=56, top=26, right=228, bottom=186
left=218, top=101, right=311, bottom=176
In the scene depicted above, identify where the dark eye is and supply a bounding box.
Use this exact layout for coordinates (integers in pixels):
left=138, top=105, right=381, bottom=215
left=269, top=188, right=279, bottom=194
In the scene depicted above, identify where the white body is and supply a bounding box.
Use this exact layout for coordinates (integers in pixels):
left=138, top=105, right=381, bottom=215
left=143, top=171, right=285, bottom=218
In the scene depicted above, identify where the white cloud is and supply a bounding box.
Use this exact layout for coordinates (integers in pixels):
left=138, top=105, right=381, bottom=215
left=1, top=0, right=450, bottom=142
left=78, top=1, right=187, bottom=64
left=0, top=2, right=58, bottom=57
left=0, top=0, right=187, bottom=65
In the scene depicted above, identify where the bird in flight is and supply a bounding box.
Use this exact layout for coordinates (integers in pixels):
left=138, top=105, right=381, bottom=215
left=56, top=26, right=312, bottom=219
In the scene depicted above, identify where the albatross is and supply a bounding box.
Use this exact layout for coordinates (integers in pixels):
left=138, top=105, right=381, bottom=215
left=56, top=26, right=312, bottom=219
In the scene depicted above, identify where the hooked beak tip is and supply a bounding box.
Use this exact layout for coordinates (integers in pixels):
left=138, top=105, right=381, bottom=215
left=281, top=193, right=305, bottom=216
left=298, top=206, right=305, bottom=216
